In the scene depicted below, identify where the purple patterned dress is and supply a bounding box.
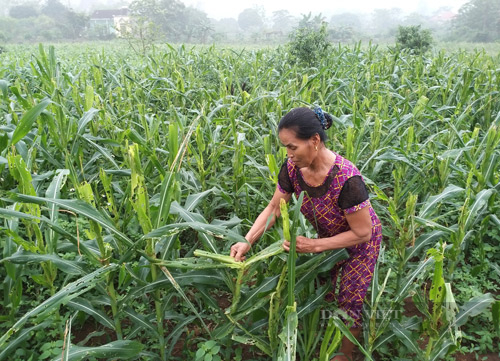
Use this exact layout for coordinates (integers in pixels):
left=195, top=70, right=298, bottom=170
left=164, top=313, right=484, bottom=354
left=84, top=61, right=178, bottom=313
left=277, top=151, right=382, bottom=328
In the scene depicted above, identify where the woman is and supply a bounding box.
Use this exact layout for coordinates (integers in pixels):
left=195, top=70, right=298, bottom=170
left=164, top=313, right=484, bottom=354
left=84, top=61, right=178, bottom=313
left=230, top=107, right=382, bottom=361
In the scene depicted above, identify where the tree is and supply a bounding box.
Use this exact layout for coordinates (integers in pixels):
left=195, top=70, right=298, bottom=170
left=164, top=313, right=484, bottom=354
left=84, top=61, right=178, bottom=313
left=0, top=0, right=19, bottom=17
left=329, top=12, right=363, bottom=42
left=395, top=25, right=433, bottom=54
left=271, top=10, right=296, bottom=33
left=122, top=17, right=160, bottom=55
left=452, top=0, right=500, bottom=42
left=214, top=17, right=239, bottom=33
left=330, top=12, right=362, bottom=29
left=403, top=12, right=431, bottom=27
left=39, top=0, right=86, bottom=39
left=297, top=12, right=326, bottom=30
left=237, top=8, right=264, bottom=32
left=287, top=15, right=331, bottom=65
left=179, top=7, right=213, bottom=43
left=371, top=8, right=403, bottom=37
left=9, top=4, right=38, bottom=18
left=41, top=0, right=67, bottom=21
left=129, top=0, right=190, bottom=41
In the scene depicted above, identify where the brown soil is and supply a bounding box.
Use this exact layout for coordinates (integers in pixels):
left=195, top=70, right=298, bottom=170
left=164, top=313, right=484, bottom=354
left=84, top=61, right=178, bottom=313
left=454, top=353, right=500, bottom=361
left=69, top=297, right=498, bottom=361
left=214, top=291, right=232, bottom=310
left=71, top=319, right=117, bottom=346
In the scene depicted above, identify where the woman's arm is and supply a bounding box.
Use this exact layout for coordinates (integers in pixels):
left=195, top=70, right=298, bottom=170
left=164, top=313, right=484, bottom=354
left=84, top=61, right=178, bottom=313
left=230, top=187, right=291, bottom=261
left=283, top=206, right=372, bottom=253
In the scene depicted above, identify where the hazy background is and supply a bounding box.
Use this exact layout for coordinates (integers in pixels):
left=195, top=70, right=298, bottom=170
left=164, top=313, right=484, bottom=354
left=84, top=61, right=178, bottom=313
left=63, top=0, right=467, bottom=19
left=0, top=0, right=498, bottom=46
left=176, top=0, right=467, bottom=20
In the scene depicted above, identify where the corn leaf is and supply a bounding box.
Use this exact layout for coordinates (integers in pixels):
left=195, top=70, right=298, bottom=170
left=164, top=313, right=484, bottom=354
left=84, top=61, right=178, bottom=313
left=10, top=194, right=134, bottom=247
left=0, top=264, right=118, bottom=348
left=11, top=99, right=51, bottom=146
left=50, top=340, right=143, bottom=361
left=2, top=250, right=86, bottom=275
left=67, top=298, right=115, bottom=330
left=418, top=185, right=464, bottom=219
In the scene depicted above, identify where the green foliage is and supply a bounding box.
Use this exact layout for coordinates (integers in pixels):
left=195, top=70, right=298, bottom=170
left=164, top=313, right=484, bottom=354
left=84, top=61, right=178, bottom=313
left=238, top=8, right=264, bottom=32
left=395, top=25, right=433, bottom=54
left=196, top=340, right=222, bottom=361
left=0, top=43, right=499, bottom=361
left=9, top=4, right=38, bottom=19
left=451, top=0, right=500, bottom=42
left=287, top=15, right=331, bottom=65
left=129, top=0, right=213, bottom=42
left=1, top=0, right=87, bottom=42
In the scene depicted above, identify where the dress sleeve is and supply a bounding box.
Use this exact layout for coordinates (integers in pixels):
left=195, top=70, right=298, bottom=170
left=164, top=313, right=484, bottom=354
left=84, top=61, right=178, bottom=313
left=338, top=175, right=370, bottom=214
left=277, top=160, right=293, bottom=194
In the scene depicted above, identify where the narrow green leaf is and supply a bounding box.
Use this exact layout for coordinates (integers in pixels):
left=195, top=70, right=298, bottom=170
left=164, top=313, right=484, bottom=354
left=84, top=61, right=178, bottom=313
left=404, top=230, right=444, bottom=263
left=0, top=79, right=9, bottom=99
left=84, top=85, right=94, bottom=111
left=46, top=169, right=70, bottom=221
left=144, top=221, right=247, bottom=245
left=123, top=307, right=158, bottom=336
left=165, top=315, right=197, bottom=355
left=11, top=194, right=134, bottom=247
left=80, top=134, right=120, bottom=169
left=418, top=185, right=464, bottom=219
left=154, top=171, right=176, bottom=229
left=173, top=270, right=225, bottom=286
left=390, top=321, right=424, bottom=359
left=454, top=293, right=494, bottom=327
left=394, top=257, right=434, bottom=305
left=11, top=99, right=51, bottom=146
left=70, top=108, right=100, bottom=154
left=464, top=189, right=494, bottom=229
left=52, top=340, right=143, bottom=361
left=169, top=202, right=218, bottom=253
left=67, top=298, right=115, bottom=330
left=297, top=285, right=329, bottom=318
left=46, top=169, right=70, bottom=252
left=429, top=338, right=457, bottom=361
left=0, top=206, right=100, bottom=264
left=159, top=265, right=210, bottom=335
left=295, top=250, right=349, bottom=292
left=244, top=241, right=284, bottom=266
left=184, top=189, right=214, bottom=212
left=331, top=316, right=374, bottom=361
left=0, top=264, right=118, bottom=348
left=0, top=321, right=51, bottom=360
left=2, top=250, right=86, bottom=275
left=277, top=304, right=298, bottom=361
left=492, top=301, right=500, bottom=336
left=238, top=275, right=280, bottom=312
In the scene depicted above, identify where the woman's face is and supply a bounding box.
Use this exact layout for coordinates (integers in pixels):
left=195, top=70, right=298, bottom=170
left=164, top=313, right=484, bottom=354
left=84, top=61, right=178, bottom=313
left=278, top=128, right=318, bottom=169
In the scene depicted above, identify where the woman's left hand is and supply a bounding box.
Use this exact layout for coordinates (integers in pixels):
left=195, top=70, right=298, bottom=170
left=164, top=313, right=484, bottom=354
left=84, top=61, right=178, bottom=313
left=283, top=236, right=317, bottom=253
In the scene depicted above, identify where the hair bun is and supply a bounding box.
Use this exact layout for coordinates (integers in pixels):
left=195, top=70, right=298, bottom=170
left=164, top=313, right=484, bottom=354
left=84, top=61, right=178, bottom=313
left=313, top=106, right=333, bottom=130
left=323, top=112, right=333, bottom=130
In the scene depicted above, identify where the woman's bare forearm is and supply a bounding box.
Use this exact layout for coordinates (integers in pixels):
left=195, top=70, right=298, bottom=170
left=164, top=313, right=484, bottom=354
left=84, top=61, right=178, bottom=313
left=244, top=205, right=279, bottom=244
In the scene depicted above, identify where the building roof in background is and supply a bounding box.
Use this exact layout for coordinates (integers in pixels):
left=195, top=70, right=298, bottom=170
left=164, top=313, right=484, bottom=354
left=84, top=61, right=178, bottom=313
left=90, top=8, right=129, bottom=19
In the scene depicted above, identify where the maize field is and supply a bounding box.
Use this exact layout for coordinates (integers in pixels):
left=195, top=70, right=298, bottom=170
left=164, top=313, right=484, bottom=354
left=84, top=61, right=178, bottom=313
left=0, top=43, right=499, bottom=360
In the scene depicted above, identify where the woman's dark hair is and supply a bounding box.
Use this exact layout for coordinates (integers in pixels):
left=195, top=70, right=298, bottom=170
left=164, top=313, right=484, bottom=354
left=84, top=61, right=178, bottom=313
left=278, top=107, right=333, bottom=142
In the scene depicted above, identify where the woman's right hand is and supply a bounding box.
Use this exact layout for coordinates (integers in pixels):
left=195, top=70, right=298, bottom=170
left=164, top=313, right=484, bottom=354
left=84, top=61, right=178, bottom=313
left=230, top=242, right=251, bottom=262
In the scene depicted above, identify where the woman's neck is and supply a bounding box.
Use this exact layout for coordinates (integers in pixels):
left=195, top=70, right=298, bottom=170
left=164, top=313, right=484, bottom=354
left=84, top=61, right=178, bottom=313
left=307, top=147, right=336, bottom=173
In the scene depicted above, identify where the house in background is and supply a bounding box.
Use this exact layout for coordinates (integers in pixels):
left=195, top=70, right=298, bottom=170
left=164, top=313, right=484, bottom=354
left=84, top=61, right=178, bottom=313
left=89, top=7, right=130, bottom=37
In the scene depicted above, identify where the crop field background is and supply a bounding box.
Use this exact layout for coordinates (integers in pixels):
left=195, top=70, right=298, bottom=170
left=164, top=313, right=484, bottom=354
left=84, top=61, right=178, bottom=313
left=0, top=42, right=499, bottom=360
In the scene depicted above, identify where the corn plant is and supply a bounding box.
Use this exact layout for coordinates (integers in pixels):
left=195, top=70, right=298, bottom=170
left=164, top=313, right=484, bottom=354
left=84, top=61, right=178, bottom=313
left=0, top=43, right=499, bottom=360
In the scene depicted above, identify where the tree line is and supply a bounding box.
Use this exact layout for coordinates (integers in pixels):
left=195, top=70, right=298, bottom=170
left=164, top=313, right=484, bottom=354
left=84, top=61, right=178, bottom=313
left=0, top=0, right=499, bottom=44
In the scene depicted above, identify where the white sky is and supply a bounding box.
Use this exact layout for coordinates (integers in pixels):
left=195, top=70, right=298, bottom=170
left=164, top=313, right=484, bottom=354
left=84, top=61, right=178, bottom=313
left=184, top=0, right=468, bottom=20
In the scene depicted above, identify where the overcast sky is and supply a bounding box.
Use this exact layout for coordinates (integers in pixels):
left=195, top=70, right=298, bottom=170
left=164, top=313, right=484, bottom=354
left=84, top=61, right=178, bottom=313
left=183, top=0, right=468, bottom=19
